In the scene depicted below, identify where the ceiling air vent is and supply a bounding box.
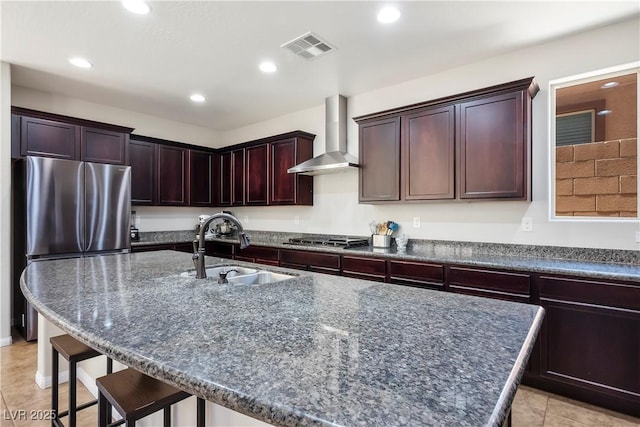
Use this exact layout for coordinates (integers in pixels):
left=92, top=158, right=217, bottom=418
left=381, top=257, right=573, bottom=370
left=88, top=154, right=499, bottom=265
left=281, top=32, right=335, bottom=60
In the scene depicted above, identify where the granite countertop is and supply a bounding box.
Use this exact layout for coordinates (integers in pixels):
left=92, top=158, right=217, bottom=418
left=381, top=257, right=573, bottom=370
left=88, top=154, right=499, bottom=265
left=22, top=251, right=543, bottom=427
left=132, top=230, right=640, bottom=283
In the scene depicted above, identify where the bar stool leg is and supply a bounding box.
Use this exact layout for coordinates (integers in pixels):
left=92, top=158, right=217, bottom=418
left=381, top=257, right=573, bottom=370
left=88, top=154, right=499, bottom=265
left=51, top=348, right=59, bottom=427
left=197, top=398, right=205, bottom=427
left=69, top=360, right=77, bottom=427
left=98, top=391, right=108, bottom=427
left=107, top=357, right=113, bottom=374
left=163, top=406, right=171, bottom=427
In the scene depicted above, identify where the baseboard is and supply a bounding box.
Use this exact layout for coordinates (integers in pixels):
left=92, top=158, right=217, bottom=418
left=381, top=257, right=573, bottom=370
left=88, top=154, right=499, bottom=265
left=77, top=366, right=99, bottom=398
left=0, top=336, right=12, bottom=347
left=35, top=369, right=69, bottom=389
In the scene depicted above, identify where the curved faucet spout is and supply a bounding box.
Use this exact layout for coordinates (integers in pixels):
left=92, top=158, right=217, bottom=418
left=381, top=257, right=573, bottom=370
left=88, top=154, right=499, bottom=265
left=194, top=213, right=250, bottom=279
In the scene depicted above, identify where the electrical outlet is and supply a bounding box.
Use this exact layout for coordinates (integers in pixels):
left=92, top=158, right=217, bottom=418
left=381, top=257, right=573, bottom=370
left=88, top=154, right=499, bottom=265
left=413, top=216, right=421, bottom=228
left=243, top=216, right=249, bottom=224
left=635, top=231, right=640, bottom=243
left=294, top=215, right=300, bottom=225
left=521, top=217, right=533, bottom=232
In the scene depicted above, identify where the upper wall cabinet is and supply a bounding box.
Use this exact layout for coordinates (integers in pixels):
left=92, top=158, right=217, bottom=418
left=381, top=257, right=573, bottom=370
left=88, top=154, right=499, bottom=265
left=129, top=138, right=156, bottom=205
left=270, top=136, right=313, bottom=205
left=129, top=135, right=216, bottom=207
left=11, top=108, right=133, bottom=165
left=354, top=77, right=539, bottom=203
left=218, top=131, right=315, bottom=207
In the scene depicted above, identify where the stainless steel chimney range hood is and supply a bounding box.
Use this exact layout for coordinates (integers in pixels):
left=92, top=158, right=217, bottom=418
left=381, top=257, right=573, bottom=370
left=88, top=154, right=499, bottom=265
left=287, top=95, right=359, bottom=175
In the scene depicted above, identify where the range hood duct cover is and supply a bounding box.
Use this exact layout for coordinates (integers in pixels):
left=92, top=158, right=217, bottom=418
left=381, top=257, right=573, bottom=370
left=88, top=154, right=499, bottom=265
left=287, top=94, right=359, bottom=176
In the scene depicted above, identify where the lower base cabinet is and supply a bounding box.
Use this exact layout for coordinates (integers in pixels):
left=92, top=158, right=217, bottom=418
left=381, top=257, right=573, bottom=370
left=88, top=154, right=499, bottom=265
left=535, top=275, right=640, bottom=417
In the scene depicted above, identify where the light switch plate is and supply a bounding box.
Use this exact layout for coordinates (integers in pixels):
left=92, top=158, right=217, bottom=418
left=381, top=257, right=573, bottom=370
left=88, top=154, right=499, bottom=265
left=294, top=215, right=300, bottom=225
left=521, top=217, right=533, bottom=232
left=413, top=216, right=421, bottom=228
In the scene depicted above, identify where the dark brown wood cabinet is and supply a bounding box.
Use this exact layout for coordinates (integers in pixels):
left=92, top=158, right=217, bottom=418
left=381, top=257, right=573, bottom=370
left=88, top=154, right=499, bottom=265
left=157, top=144, right=187, bottom=206
left=218, top=152, right=232, bottom=206
left=245, top=144, right=268, bottom=205
left=358, top=117, right=401, bottom=202
left=388, top=260, right=444, bottom=290
left=447, top=266, right=531, bottom=303
left=11, top=114, right=20, bottom=159
left=355, top=77, right=538, bottom=203
left=403, top=106, right=455, bottom=200
left=458, top=91, right=525, bottom=199
left=231, top=148, right=245, bottom=206
left=205, top=241, right=234, bottom=258
left=270, top=136, right=313, bottom=205
left=536, top=275, right=640, bottom=416
left=234, top=245, right=279, bottom=266
left=13, top=108, right=133, bottom=164
left=342, top=255, right=386, bottom=282
left=81, top=126, right=127, bottom=165
left=20, top=116, right=79, bottom=160
left=189, top=149, right=215, bottom=207
left=129, top=138, right=156, bottom=205
left=280, top=249, right=341, bottom=275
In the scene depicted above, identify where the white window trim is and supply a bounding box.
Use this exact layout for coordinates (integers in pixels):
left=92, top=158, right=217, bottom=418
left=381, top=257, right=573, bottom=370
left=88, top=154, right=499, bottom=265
left=548, top=61, right=640, bottom=223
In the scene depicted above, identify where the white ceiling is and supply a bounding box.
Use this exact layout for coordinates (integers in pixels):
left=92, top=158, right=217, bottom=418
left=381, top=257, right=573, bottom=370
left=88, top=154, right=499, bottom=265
left=2, top=1, right=638, bottom=131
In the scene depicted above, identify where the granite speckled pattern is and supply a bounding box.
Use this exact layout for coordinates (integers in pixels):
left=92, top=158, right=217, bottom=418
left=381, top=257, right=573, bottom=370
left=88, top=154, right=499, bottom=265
left=22, top=251, right=543, bottom=427
left=134, top=231, right=640, bottom=282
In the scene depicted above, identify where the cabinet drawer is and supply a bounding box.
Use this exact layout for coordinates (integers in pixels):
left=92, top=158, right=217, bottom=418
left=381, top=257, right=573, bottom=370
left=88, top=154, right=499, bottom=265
left=539, top=275, right=640, bottom=310
left=342, top=256, right=386, bottom=276
left=448, top=266, right=530, bottom=295
left=235, top=245, right=279, bottom=261
left=389, top=260, right=443, bottom=283
left=205, top=242, right=233, bottom=258
left=280, top=249, right=340, bottom=270
left=343, top=271, right=385, bottom=283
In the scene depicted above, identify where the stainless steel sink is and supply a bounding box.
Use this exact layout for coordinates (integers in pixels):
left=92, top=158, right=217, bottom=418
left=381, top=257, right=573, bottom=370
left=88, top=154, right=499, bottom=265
left=181, top=265, right=296, bottom=285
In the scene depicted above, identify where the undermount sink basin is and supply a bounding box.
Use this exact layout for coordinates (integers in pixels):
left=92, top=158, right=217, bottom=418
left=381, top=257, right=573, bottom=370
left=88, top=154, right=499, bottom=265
left=181, top=265, right=296, bottom=285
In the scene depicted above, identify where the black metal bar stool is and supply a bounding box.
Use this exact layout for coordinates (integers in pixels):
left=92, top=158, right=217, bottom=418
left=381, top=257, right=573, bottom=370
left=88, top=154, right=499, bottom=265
left=96, top=368, right=206, bottom=427
left=50, top=334, right=113, bottom=427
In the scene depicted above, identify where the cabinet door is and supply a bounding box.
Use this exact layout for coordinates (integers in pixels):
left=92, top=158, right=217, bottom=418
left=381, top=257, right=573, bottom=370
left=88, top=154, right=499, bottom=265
left=231, top=148, right=245, bottom=206
left=20, top=116, right=79, bottom=160
left=270, top=137, right=314, bottom=205
left=458, top=91, right=525, bottom=199
left=219, top=151, right=232, bottom=206
left=157, top=145, right=187, bottom=205
left=342, top=256, right=386, bottom=282
left=245, top=144, right=268, bottom=205
left=11, top=114, right=20, bottom=159
left=538, top=275, right=640, bottom=416
left=81, top=126, right=127, bottom=165
left=359, top=117, right=401, bottom=202
left=447, top=266, right=530, bottom=303
left=402, top=106, right=455, bottom=200
left=189, top=149, right=214, bottom=207
left=129, top=139, right=156, bottom=205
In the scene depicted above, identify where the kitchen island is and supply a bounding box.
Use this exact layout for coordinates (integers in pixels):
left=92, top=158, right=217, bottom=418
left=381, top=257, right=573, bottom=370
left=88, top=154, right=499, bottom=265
left=22, top=251, right=544, bottom=427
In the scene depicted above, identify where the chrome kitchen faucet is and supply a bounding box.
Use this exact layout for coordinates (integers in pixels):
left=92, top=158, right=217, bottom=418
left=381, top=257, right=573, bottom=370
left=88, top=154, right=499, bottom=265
left=193, top=213, right=250, bottom=279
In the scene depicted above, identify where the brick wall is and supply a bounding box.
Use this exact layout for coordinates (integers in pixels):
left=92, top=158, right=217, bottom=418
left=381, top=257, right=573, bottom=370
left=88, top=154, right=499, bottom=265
left=556, top=138, right=637, bottom=217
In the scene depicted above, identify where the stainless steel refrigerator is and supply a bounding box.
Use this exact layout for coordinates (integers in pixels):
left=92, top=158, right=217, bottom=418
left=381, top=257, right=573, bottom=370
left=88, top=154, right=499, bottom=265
left=20, top=156, right=131, bottom=339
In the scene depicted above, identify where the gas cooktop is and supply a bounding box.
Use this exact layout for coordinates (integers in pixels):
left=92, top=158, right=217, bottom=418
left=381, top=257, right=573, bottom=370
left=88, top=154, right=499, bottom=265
left=284, top=237, right=369, bottom=248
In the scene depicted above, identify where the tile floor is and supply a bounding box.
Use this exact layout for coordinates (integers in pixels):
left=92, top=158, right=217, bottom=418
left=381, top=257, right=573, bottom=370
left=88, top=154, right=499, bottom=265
left=1, top=333, right=639, bottom=427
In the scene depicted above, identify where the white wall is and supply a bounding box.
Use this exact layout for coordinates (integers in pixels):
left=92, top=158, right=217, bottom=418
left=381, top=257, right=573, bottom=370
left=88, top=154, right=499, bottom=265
left=12, top=86, right=221, bottom=148
left=1, top=62, right=13, bottom=346
left=11, top=19, right=640, bottom=250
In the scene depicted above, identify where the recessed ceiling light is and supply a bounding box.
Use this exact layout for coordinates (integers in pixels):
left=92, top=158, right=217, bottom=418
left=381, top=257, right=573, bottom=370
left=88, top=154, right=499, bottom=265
left=122, top=0, right=150, bottom=15
left=68, top=57, right=92, bottom=69
left=601, top=81, right=619, bottom=89
left=377, top=6, right=401, bottom=24
left=259, top=61, right=277, bottom=73
left=190, top=94, right=205, bottom=103
left=597, top=109, right=612, bottom=116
